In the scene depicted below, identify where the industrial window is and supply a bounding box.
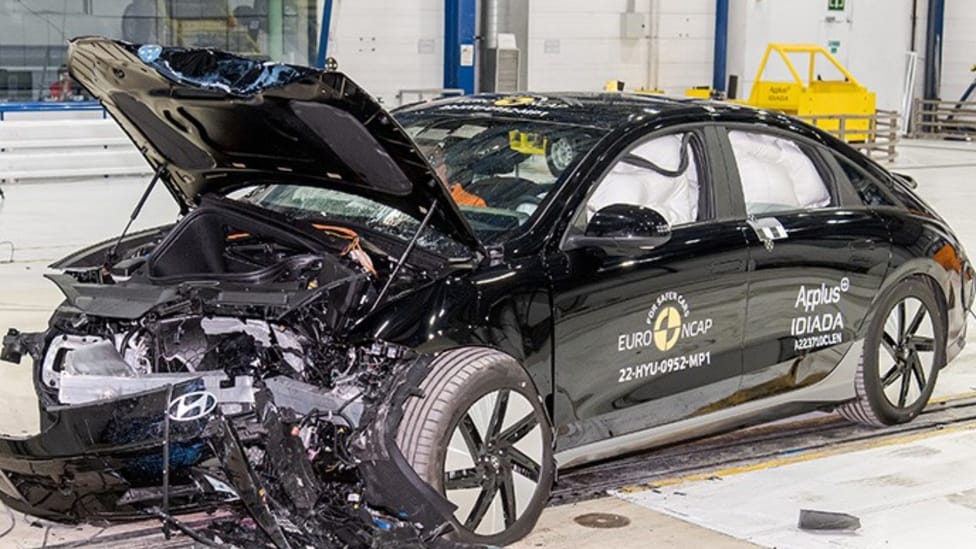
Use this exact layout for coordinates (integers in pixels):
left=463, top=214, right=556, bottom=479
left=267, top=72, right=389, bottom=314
left=728, top=131, right=833, bottom=215
left=0, top=1, right=318, bottom=102
left=584, top=133, right=704, bottom=227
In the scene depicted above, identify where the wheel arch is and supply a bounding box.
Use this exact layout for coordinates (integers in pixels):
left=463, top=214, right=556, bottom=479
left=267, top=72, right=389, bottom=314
left=411, top=342, right=554, bottom=427
left=868, top=259, right=951, bottom=341
left=394, top=344, right=556, bottom=545
left=837, top=272, right=947, bottom=427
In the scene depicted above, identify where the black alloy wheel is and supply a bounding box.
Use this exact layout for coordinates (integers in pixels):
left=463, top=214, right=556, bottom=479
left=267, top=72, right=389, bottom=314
left=397, top=348, right=554, bottom=546
left=442, top=387, right=545, bottom=536
left=839, top=278, right=946, bottom=426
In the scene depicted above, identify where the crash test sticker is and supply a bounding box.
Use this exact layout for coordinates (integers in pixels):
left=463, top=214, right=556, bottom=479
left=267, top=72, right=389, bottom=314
left=616, top=290, right=713, bottom=383
left=791, top=277, right=850, bottom=351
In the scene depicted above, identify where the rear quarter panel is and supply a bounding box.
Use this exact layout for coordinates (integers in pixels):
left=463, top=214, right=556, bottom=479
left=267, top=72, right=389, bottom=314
left=872, top=207, right=970, bottom=362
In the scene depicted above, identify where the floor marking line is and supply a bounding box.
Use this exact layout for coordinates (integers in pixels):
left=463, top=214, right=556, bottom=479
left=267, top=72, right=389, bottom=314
left=616, top=420, right=976, bottom=494
left=892, top=162, right=976, bottom=170
left=928, top=391, right=976, bottom=405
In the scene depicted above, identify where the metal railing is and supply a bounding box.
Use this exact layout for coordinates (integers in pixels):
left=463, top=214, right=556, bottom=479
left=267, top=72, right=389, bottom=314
left=910, top=98, right=976, bottom=139
left=0, top=101, right=104, bottom=121
left=798, top=109, right=900, bottom=162
left=0, top=103, right=149, bottom=182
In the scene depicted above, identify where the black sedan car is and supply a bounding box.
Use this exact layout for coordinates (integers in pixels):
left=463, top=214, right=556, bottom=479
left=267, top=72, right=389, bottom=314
left=0, top=38, right=972, bottom=547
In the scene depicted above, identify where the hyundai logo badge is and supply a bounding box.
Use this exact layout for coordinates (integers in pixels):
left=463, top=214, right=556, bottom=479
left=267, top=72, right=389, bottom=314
left=167, top=391, right=218, bottom=422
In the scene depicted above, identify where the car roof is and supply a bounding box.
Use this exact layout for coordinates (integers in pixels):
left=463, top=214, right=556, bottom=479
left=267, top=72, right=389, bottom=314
left=393, top=92, right=761, bottom=130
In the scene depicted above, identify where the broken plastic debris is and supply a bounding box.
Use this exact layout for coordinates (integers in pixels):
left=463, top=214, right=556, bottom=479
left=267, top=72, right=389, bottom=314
left=797, top=509, right=861, bottom=531
left=137, top=44, right=161, bottom=63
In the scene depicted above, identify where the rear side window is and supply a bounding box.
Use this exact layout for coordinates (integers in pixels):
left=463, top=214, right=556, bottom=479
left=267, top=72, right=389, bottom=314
left=728, top=130, right=832, bottom=215
left=834, top=155, right=896, bottom=207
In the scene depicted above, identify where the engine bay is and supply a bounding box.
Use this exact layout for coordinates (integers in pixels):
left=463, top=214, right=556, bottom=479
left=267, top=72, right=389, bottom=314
left=0, top=194, right=482, bottom=548
left=30, top=197, right=398, bottom=405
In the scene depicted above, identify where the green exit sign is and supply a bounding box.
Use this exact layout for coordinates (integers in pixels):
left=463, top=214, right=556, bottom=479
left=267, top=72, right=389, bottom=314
left=828, top=0, right=845, bottom=10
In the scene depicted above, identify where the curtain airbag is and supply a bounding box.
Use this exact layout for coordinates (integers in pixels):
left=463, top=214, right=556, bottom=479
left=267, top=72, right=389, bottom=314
left=587, top=134, right=699, bottom=226
left=728, top=131, right=830, bottom=213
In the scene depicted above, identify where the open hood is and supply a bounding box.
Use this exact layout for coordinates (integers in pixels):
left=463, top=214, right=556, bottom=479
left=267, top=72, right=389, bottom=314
left=67, top=37, right=480, bottom=250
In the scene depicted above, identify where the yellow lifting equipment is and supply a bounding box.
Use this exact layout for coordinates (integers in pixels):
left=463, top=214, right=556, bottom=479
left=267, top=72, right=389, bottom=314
left=744, top=43, right=876, bottom=140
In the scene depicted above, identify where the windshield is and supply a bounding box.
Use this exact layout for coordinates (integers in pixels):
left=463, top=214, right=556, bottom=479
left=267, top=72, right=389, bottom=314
left=240, top=112, right=607, bottom=253
left=239, top=185, right=472, bottom=258
left=398, top=113, right=607, bottom=243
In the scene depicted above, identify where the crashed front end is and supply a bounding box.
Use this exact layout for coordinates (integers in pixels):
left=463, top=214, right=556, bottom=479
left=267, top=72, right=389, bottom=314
left=0, top=285, right=463, bottom=548
left=0, top=197, right=468, bottom=547
left=0, top=35, right=492, bottom=547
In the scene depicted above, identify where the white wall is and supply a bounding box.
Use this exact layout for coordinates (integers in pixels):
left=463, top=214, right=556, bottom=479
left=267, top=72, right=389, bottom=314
left=526, top=0, right=651, bottom=91
left=942, top=0, right=976, bottom=101
left=727, top=0, right=916, bottom=111
left=323, top=0, right=444, bottom=106
left=315, top=0, right=930, bottom=107
left=653, top=0, right=716, bottom=93
left=525, top=0, right=715, bottom=94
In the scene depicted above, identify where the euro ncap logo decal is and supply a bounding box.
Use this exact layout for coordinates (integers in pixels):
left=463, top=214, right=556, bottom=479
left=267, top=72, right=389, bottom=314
left=167, top=391, right=218, bottom=422
left=652, top=306, right=683, bottom=352
left=618, top=291, right=714, bottom=354
left=640, top=291, right=712, bottom=353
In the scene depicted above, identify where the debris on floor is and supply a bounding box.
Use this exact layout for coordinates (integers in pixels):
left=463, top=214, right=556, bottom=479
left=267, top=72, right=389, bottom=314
left=796, top=509, right=861, bottom=531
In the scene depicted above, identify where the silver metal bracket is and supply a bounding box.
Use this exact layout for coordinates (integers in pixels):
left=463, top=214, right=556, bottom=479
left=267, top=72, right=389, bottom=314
left=747, top=216, right=788, bottom=252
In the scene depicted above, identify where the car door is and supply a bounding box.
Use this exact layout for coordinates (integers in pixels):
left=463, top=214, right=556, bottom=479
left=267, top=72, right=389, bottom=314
left=547, top=126, right=751, bottom=454
left=717, top=126, right=891, bottom=402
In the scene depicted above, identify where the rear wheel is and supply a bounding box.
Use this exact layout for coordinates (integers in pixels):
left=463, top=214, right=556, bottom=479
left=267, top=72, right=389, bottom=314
left=396, top=348, right=553, bottom=546
left=838, top=278, right=945, bottom=427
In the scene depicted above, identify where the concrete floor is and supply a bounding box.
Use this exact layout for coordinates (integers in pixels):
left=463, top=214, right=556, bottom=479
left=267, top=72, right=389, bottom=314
left=0, top=139, right=974, bottom=547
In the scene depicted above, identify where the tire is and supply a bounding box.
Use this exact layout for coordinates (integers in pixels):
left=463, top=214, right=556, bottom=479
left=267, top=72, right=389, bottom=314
left=396, top=348, right=554, bottom=546
left=837, top=277, right=946, bottom=427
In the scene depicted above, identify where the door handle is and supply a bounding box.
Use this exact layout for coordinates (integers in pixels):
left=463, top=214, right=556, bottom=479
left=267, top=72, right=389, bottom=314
left=710, top=259, right=745, bottom=274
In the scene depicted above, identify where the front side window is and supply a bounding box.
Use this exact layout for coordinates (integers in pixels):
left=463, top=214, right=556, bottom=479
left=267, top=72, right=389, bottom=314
left=583, top=133, right=703, bottom=227
left=728, top=130, right=832, bottom=215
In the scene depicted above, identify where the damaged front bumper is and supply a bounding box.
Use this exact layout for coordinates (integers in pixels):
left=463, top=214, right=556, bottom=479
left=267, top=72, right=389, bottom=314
left=0, top=361, right=474, bottom=548
left=0, top=378, right=224, bottom=522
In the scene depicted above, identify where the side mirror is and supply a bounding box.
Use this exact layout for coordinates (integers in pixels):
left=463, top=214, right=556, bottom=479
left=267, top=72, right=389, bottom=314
left=566, top=204, right=672, bottom=256
left=892, top=171, right=918, bottom=190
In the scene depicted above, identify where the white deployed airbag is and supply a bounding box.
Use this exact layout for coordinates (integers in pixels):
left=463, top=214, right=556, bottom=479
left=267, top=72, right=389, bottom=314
left=587, top=134, right=699, bottom=226
left=728, top=131, right=830, bottom=214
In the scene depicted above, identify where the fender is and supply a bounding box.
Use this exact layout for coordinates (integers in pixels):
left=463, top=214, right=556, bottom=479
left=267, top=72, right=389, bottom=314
left=353, top=256, right=556, bottom=413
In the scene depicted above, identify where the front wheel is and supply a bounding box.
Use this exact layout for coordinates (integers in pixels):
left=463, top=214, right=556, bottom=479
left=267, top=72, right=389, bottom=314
left=838, top=277, right=946, bottom=427
left=396, top=348, right=554, bottom=546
